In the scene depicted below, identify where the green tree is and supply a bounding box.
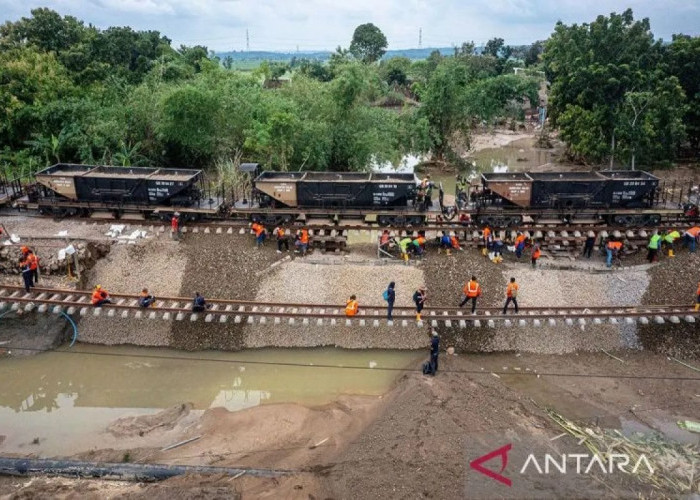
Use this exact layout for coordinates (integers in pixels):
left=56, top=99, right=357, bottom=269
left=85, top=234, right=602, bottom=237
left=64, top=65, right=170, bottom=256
left=158, top=85, right=220, bottom=165
left=483, top=38, right=504, bottom=57
left=297, top=59, right=332, bottom=82
left=349, top=23, right=388, bottom=63
left=417, top=59, right=471, bottom=161
left=465, top=74, right=539, bottom=124
left=380, top=57, right=412, bottom=86
left=524, top=41, right=544, bottom=67
left=542, top=9, right=683, bottom=165
left=665, top=35, right=700, bottom=150
left=0, top=8, right=87, bottom=54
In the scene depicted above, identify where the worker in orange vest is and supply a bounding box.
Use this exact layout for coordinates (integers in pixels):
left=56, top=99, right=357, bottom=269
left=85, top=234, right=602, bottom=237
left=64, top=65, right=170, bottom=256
left=683, top=226, right=700, bottom=253
left=345, top=295, right=359, bottom=317
left=91, top=285, right=112, bottom=307
left=18, top=255, right=33, bottom=292
left=514, top=232, right=527, bottom=258
left=273, top=226, right=289, bottom=253
left=459, top=276, right=482, bottom=314
left=531, top=244, right=541, bottom=268
left=606, top=240, right=623, bottom=268
left=295, top=228, right=309, bottom=255
left=503, top=277, right=519, bottom=314
left=450, top=232, right=463, bottom=252
left=695, top=281, right=700, bottom=312
left=25, top=249, right=39, bottom=284
left=482, top=226, right=492, bottom=255
left=251, top=222, right=266, bottom=247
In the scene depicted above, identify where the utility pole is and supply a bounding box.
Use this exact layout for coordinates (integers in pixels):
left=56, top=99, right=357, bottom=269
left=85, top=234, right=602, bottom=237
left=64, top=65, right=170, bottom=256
left=246, top=29, right=250, bottom=51
left=419, top=28, right=422, bottom=48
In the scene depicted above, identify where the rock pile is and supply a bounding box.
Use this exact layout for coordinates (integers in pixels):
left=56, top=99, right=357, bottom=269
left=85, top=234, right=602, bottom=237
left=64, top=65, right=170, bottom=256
left=0, top=241, right=111, bottom=275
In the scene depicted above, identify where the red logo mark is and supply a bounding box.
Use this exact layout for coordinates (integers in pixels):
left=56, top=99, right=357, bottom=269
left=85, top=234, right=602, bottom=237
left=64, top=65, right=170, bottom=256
left=469, top=443, right=512, bottom=487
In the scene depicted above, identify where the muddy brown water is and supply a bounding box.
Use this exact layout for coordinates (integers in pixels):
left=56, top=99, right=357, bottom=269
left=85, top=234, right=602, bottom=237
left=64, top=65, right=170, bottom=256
left=0, top=345, right=421, bottom=455
left=429, top=138, right=558, bottom=197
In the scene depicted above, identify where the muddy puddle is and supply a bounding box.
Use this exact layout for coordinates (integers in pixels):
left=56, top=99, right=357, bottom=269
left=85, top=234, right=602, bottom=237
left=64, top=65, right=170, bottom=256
left=0, top=345, right=421, bottom=455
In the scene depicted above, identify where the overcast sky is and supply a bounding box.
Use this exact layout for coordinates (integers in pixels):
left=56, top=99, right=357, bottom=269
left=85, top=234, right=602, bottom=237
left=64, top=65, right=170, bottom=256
left=1, top=0, right=699, bottom=52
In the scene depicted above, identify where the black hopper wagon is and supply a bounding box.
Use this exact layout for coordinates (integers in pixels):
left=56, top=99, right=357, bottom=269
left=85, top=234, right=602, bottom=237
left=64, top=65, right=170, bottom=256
left=30, top=164, right=223, bottom=220
left=473, top=170, right=666, bottom=227
left=248, top=171, right=428, bottom=225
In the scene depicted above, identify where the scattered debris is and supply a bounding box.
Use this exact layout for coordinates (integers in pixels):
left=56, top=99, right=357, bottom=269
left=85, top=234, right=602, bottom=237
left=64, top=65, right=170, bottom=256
left=600, top=349, right=626, bottom=363
left=160, top=435, right=202, bottom=452
left=309, top=437, right=329, bottom=449
left=677, top=421, right=700, bottom=434
left=671, top=357, right=700, bottom=372
left=545, top=408, right=700, bottom=494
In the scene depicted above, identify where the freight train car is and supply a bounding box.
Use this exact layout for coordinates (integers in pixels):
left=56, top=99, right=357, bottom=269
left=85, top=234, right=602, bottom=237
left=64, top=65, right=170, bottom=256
left=250, top=171, right=425, bottom=224
left=31, top=163, right=222, bottom=219
left=254, top=171, right=418, bottom=208
left=474, top=170, right=662, bottom=226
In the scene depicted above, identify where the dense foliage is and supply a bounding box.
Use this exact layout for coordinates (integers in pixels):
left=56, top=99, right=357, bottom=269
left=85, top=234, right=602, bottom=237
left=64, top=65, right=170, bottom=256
left=0, top=9, right=538, bottom=176
left=543, top=9, right=697, bottom=167
left=8, top=8, right=694, bottom=175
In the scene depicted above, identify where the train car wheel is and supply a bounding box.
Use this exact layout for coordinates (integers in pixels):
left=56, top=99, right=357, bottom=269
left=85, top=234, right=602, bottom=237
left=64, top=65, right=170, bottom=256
left=644, top=214, right=661, bottom=226
left=612, top=215, right=634, bottom=226
left=378, top=215, right=393, bottom=226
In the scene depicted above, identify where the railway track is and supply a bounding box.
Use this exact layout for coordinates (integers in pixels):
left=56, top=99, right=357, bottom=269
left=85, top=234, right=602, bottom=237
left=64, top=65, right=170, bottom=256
left=1, top=285, right=697, bottom=329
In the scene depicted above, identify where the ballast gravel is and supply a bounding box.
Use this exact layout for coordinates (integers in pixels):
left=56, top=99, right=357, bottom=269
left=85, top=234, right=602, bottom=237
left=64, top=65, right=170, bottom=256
left=244, top=257, right=429, bottom=349
left=78, top=238, right=185, bottom=346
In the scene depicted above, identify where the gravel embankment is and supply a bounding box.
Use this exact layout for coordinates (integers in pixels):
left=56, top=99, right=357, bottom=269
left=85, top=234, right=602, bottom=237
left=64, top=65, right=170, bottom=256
left=421, top=247, right=657, bottom=354
left=170, top=232, right=282, bottom=350
left=78, top=237, right=185, bottom=346
left=244, top=256, right=428, bottom=349
left=485, top=264, right=649, bottom=353
left=638, top=250, right=700, bottom=359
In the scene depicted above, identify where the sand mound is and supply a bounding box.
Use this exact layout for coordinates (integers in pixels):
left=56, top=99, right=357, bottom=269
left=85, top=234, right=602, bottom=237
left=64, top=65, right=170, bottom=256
left=107, top=403, right=192, bottom=438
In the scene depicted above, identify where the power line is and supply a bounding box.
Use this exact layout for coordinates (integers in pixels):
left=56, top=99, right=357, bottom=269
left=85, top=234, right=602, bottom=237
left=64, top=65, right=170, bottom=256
left=3, top=345, right=700, bottom=382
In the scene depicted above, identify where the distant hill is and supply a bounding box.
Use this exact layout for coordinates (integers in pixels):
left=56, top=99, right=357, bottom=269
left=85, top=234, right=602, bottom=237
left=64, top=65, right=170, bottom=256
left=215, top=47, right=456, bottom=63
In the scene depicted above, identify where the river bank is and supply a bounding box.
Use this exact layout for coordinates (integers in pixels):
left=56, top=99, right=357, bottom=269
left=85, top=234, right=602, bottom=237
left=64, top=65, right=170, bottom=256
left=0, top=350, right=697, bottom=498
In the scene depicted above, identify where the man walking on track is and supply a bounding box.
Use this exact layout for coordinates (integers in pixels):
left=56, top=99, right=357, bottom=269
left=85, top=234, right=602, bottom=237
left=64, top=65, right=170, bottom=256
left=459, top=276, right=482, bottom=314
left=503, top=277, right=519, bottom=314
left=413, top=286, right=426, bottom=322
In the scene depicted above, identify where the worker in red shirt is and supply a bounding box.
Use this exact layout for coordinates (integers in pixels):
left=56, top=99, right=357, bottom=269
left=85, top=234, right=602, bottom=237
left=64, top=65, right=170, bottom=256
left=171, top=212, right=181, bottom=241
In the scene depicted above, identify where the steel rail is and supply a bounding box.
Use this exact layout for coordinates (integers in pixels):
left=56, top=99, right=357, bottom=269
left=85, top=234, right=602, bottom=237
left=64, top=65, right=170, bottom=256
left=0, top=294, right=696, bottom=320
left=0, top=286, right=697, bottom=325
left=0, top=285, right=690, bottom=312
